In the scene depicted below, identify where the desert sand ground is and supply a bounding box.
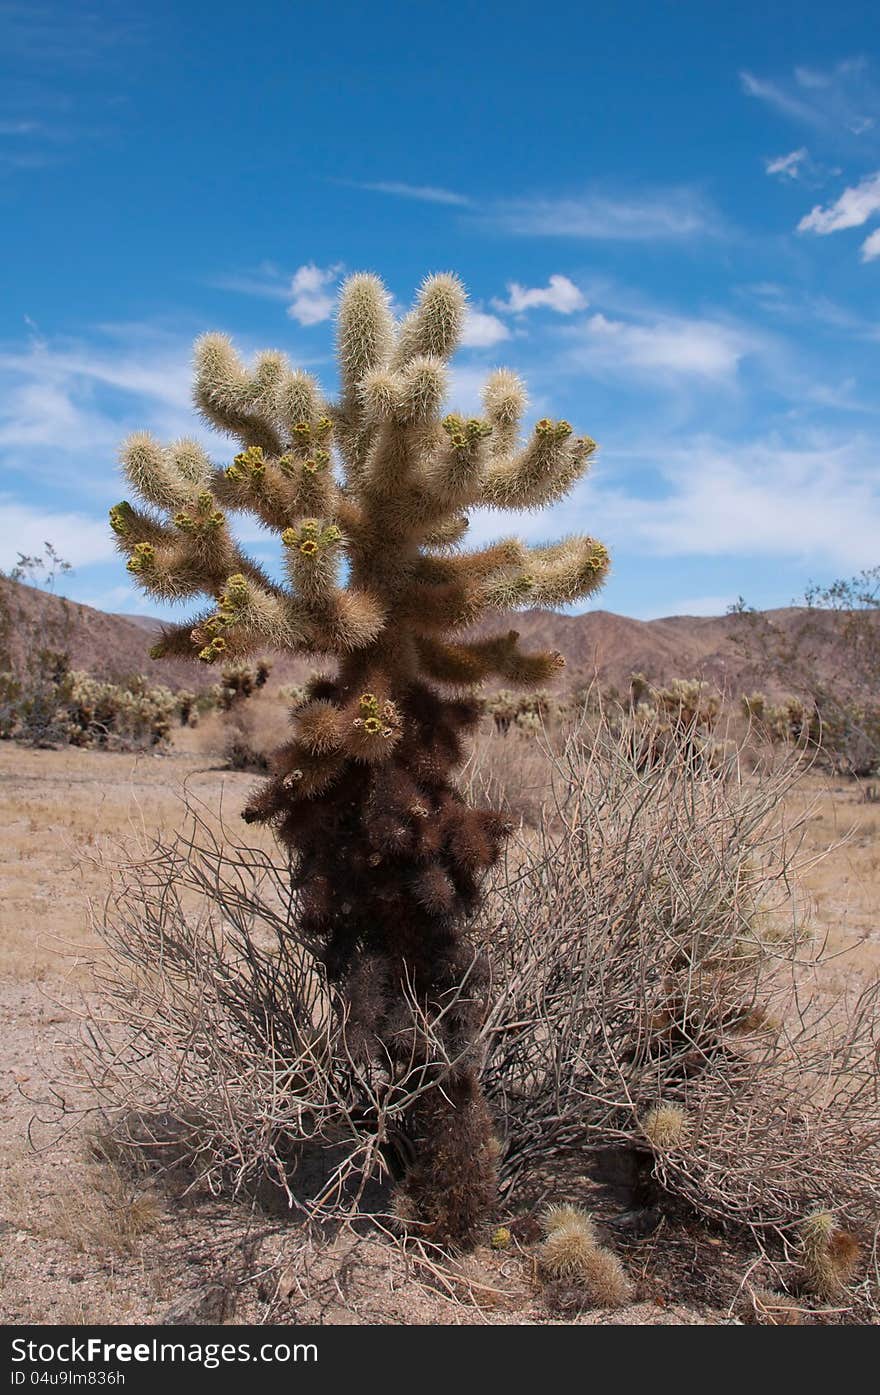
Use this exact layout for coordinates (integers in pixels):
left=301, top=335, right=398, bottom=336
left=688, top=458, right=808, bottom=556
left=1, top=736, right=877, bottom=1325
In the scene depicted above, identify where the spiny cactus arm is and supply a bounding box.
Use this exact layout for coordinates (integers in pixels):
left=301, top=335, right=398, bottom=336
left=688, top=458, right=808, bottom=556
left=411, top=539, right=528, bottom=588
left=109, top=500, right=173, bottom=549
left=356, top=359, right=448, bottom=504
left=411, top=413, right=493, bottom=523
left=480, top=420, right=597, bottom=511
left=120, top=432, right=209, bottom=512
left=415, top=631, right=565, bottom=687
left=189, top=573, right=311, bottom=664
left=332, top=274, right=396, bottom=485
left=391, top=273, right=467, bottom=368
left=482, top=369, right=527, bottom=456
left=423, top=514, right=470, bottom=549
left=523, top=536, right=611, bottom=606
left=148, top=613, right=216, bottom=661
left=213, top=436, right=339, bottom=533
left=193, top=334, right=286, bottom=455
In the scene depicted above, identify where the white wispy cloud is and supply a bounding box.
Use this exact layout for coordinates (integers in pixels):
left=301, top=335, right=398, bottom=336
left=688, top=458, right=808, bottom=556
left=347, top=180, right=470, bottom=206
left=486, top=188, right=717, bottom=241
left=566, top=312, right=755, bottom=383
left=765, top=148, right=808, bottom=179
left=798, top=170, right=880, bottom=233
left=460, top=309, right=510, bottom=348
left=213, top=262, right=343, bottom=324
left=741, top=59, right=880, bottom=145
left=0, top=496, right=116, bottom=572
left=286, top=262, right=343, bottom=326
left=590, top=432, right=880, bottom=569
left=492, top=274, right=586, bottom=315
left=0, top=324, right=207, bottom=493
left=861, top=227, right=880, bottom=261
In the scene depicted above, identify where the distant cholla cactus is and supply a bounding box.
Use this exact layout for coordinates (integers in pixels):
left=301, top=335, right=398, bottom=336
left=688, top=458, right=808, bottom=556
left=486, top=686, right=556, bottom=735
left=111, top=271, right=610, bottom=1244
left=742, top=691, right=810, bottom=745
left=626, top=674, right=723, bottom=772
left=215, top=658, right=272, bottom=711
left=62, top=672, right=176, bottom=749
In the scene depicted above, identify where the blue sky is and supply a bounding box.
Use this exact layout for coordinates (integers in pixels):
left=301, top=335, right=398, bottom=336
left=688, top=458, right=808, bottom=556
left=1, top=0, right=879, bottom=621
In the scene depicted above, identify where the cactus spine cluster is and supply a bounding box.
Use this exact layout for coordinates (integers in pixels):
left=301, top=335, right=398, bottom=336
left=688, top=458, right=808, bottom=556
left=111, top=271, right=609, bottom=1243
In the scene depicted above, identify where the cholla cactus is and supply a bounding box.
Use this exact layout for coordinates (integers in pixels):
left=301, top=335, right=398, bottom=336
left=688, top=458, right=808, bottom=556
left=742, top=691, right=810, bottom=745
left=64, top=672, right=176, bottom=748
left=486, top=687, right=558, bottom=735
left=641, top=1101, right=689, bottom=1151
left=111, top=271, right=610, bottom=1243
left=215, top=658, right=272, bottom=710
left=798, top=1209, right=860, bottom=1298
left=538, top=1204, right=632, bottom=1309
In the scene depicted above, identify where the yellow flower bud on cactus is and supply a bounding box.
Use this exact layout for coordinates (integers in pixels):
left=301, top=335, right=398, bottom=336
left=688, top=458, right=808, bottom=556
left=491, top=1227, right=511, bottom=1250
left=299, top=539, right=318, bottom=556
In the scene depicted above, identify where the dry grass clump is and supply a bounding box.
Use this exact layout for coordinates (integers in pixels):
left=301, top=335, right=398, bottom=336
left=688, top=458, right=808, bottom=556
left=49, top=1138, right=161, bottom=1255
left=538, top=1204, right=632, bottom=1310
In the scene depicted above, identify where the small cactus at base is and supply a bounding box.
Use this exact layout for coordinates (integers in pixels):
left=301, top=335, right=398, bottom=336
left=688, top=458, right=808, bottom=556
left=538, top=1204, right=633, bottom=1309
left=798, top=1209, right=860, bottom=1299
left=745, top=1287, right=803, bottom=1325
left=641, top=1102, right=689, bottom=1151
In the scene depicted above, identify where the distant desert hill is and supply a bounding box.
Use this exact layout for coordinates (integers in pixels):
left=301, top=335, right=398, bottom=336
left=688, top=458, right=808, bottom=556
left=0, top=574, right=853, bottom=700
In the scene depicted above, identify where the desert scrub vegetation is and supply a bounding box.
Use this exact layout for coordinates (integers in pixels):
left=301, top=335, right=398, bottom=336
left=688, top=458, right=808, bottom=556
left=108, top=269, right=609, bottom=1244
left=0, top=654, right=182, bottom=750
left=731, top=568, right=880, bottom=780
left=73, top=708, right=879, bottom=1313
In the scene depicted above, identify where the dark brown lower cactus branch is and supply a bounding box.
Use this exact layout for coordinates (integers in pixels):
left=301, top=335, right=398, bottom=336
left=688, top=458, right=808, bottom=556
left=244, top=672, right=507, bottom=1242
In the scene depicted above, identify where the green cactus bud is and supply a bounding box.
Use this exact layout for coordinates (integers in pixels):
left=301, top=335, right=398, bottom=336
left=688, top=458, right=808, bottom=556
left=126, top=542, right=156, bottom=575
left=109, top=502, right=134, bottom=536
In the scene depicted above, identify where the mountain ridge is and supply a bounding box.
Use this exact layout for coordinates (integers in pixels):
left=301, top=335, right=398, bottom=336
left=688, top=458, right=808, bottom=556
left=0, top=575, right=840, bottom=700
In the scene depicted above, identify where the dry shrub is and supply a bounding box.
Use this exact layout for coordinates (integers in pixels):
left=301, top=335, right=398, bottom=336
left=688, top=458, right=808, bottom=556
left=73, top=711, right=879, bottom=1276
left=73, top=807, right=482, bottom=1219
left=477, top=715, right=880, bottom=1250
